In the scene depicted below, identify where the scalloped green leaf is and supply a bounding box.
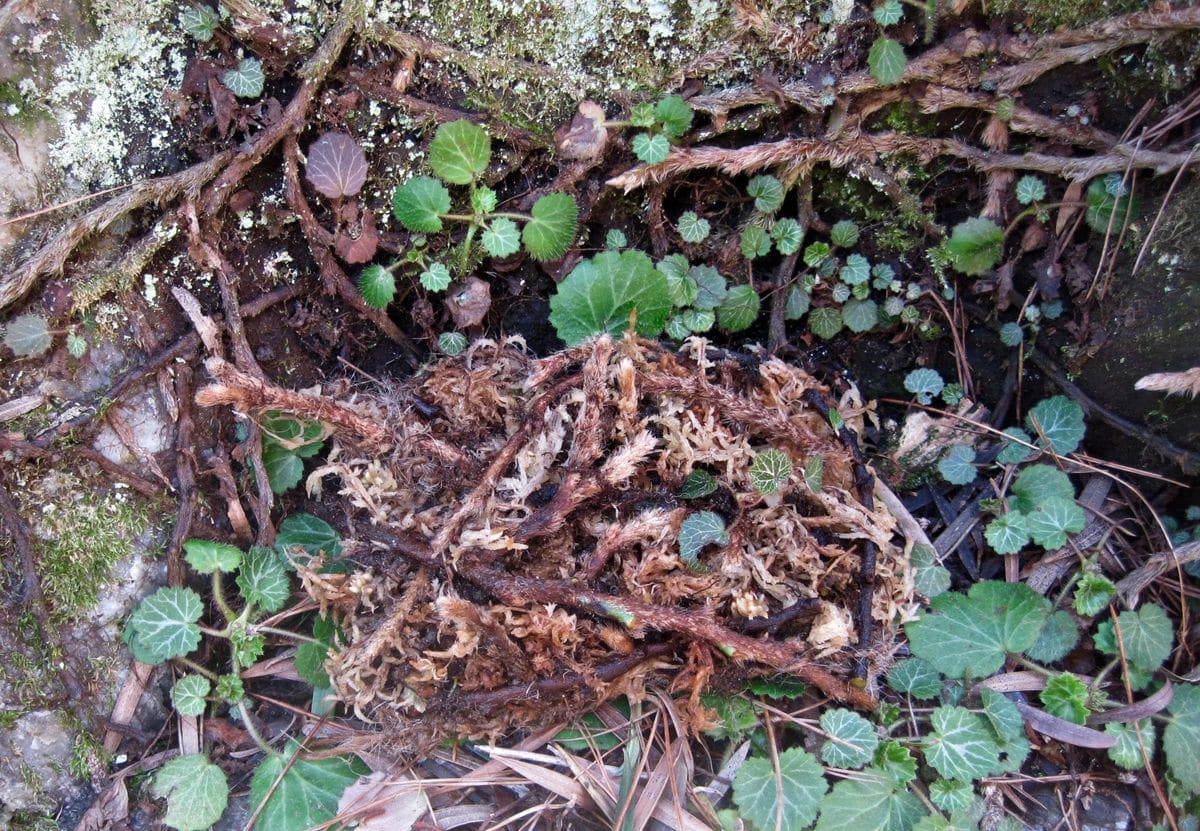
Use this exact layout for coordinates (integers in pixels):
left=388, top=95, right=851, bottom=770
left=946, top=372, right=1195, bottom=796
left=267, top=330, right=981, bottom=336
left=829, top=220, right=860, bottom=248
left=1026, top=495, right=1085, bottom=549
left=996, top=426, right=1035, bottom=465
left=740, top=224, right=771, bottom=259
left=420, top=262, right=452, bottom=292
left=236, top=546, right=290, bottom=612
left=1025, top=395, right=1085, bottom=455
left=970, top=581, right=1050, bottom=654
left=868, top=37, right=907, bottom=85
left=906, top=592, right=1005, bottom=679
left=677, top=211, right=710, bottom=243
left=679, top=511, right=727, bottom=565
left=842, top=298, right=878, bottom=333
left=179, top=4, right=219, bottom=40
left=183, top=539, right=243, bottom=574
left=1040, top=672, right=1090, bottom=724
left=749, top=448, right=793, bottom=495
left=171, top=674, right=211, bottom=717
left=438, top=331, right=468, bottom=355
left=717, top=284, right=760, bottom=332
left=1073, top=573, right=1117, bottom=617
left=392, top=176, right=451, bottom=232
left=276, top=513, right=342, bottom=559
left=785, top=285, right=811, bottom=319
left=223, top=57, right=264, bottom=98
left=428, top=119, right=490, bottom=184
left=772, top=218, right=804, bottom=254
left=3, top=313, right=52, bottom=357
left=632, top=132, right=669, bottom=164
left=680, top=307, right=715, bottom=333
left=1106, top=720, right=1155, bottom=770
left=747, top=175, right=785, bottom=213
left=358, top=264, right=395, bottom=309
left=1165, top=684, right=1200, bottom=796
left=888, top=657, right=942, bottom=700
left=803, top=455, right=825, bottom=493
left=804, top=241, right=833, bottom=268
left=549, top=249, right=671, bottom=345
left=1118, top=603, right=1173, bottom=673
left=980, top=688, right=1024, bottom=743
left=262, top=443, right=303, bottom=494
left=522, top=193, right=578, bottom=261
left=734, top=748, right=827, bottom=831
left=471, top=186, right=497, bottom=214
left=946, top=217, right=1004, bottom=275
left=938, top=444, right=977, bottom=485
left=654, top=95, right=693, bottom=138
left=809, top=306, right=843, bottom=340
left=152, top=753, right=229, bottom=831
left=1085, top=174, right=1139, bottom=234
left=1024, top=609, right=1079, bottom=663
left=999, top=321, right=1025, bottom=346
left=911, top=543, right=950, bottom=599
left=250, top=742, right=367, bottom=831
left=840, top=253, right=870, bottom=285
left=125, top=587, right=203, bottom=665
left=874, top=0, right=903, bottom=25
left=1011, top=464, right=1075, bottom=514
left=924, top=706, right=1001, bottom=782
left=821, top=708, right=880, bottom=769
left=930, top=779, right=974, bottom=814
left=1016, top=175, right=1046, bottom=205
left=691, top=265, right=727, bottom=310
left=481, top=217, right=521, bottom=257
left=680, top=469, right=718, bottom=499
left=904, top=367, right=944, bottom=405
left=815, top=772, right=923, bottom=831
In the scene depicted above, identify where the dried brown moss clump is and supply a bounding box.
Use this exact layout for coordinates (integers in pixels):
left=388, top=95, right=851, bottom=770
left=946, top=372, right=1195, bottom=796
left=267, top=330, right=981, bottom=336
left=198, top=335, right=916, bottom=735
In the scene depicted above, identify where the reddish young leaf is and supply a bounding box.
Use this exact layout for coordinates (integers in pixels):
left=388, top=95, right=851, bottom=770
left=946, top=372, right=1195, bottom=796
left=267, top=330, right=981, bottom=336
left=306, top=132, right=368, bottom=198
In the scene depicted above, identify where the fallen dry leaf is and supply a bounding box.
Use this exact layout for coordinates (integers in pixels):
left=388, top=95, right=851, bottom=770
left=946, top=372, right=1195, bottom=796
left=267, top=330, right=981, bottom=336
left=556, top=100, right=609, bottom=161
left=445, top=276, right=492, bottom=328
left=336, top=770, right=428, bottom=830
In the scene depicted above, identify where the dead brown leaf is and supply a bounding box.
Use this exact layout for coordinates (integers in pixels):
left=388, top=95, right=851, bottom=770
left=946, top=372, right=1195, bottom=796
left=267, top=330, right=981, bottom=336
left=446, top=276, right=492, bottom=328
left=556, top=101, right=608, bottom=161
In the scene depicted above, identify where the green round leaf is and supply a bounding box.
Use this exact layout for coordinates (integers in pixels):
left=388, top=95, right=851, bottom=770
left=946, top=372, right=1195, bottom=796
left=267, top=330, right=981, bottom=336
left=803, top=455, right=825, bottom=493
left=680, top=307, right=715, bottom=333
left=629, top=102, right=656, bottom=128
left=152, top=753, right=229, bottom=831
left=980, top=687, right=1025, bottom=744
left=1040, top=672, right=1090, bottom=724
left=841, top=298, right=878, bottom=333
left=549, top=249, right=671, bottom=345
left=1026, top=496, right=1086, bottom=550
left=747, top=175, right=785, bottom=213
left=262, top=443, right=303, bottom=494
left=250, top=742, right=368, bottom=831
left=946, top=216, right=1004, bottom=275
left=868, top=37, right=907, bottom=86
left=808, top=306, right=843, bottom=340
left=179, top=5, right=219, bottom=40
left=605, top=228, right=627, bottom=249
left=938, top=444, right=977, bottom=485
left=677, top=211, right=710, bottom=243
left=66, top=333, right=87, bottom=359
left=1015, top=175, right=1046, bottom=205
left=3, top=313, right=52, bottom=357
left=438, top=331, right=468, bottom=355
left=420, top=262, right=452, bottom=292
left=657, top=254, right=695, bottom=306
left=276, top=513, right=342, bottom=559
left=664, top=315, right=691, bottom=340
left=929, top=779, right=974, bottom=814
left=632, top=132, right=670, bottom=164
left=803, top=241, right=833, bottom=268
left=692, top=265, right=728, bottom=309
left=1165, top=685, right=1200, bottom=796
left=358, top=264, right=395, bottom=309
left=749, top=448, right=793, bottom=495
left=873, top=0, right=904, bottom=25
left=1025, top=395, right=1085, bottom=455
left=236, top=546, right=290, bottom=612
left=654, top=95, right=694, bottom=138
left=471, top=186, right=498, bottom=214
left=740, top=224, right=772, bottom=259
left=820, top=709, right=880, bottom=769
left=839, top=253, right=870, bottom=285
left=995, top=426, right=1035, bottom=465
left=911, top=543, right=950, bottom=598
left=680, top=469, right=718, bottom=499
left=887, top=657, right=942, bottom=699
left=904, top=367, right=944, bottom=405
left=1085, top=174, right=1139, bottom=234
left=428, top=119, right=491, bottom=184
left=771, top=218, right=804, bottom=254
left=171, top=674, right=211, bottom=717
left=832, top=281, right=851, bottom=304
left=1011, top=464, right=1075, bottom=514
left=815, top=774, right=922, bottom=831
left=223, top=57, right=264, bottom=98
left=999, top=321, right=1025, bottom=346
left=1073, top=573, right=1117, bottom=617
left=733, top=748, right=827, bottom=831
left=522, top=193, right=578, bottom=261
left=1106, top=720, right=1156, bottom=770
left=125, top=587, right=203, bottom=664
left=924, top=706, right=1002, bottom=782
left=481, top=217, right=521, bottom=257
left=717, top=285, right=760, bottom=332
left=392, top=176, right=451, bottom=232
left=679, top=511, right=728, bottom=564
left=829, top=221, right=860, bottom=248
left=1024, top=609, right=1079, bottom=663
left=183, top=539, right=243, bottom=574
left=1117, top=603, right=1173, bottom=673
left=785, top=285, right=811, bottom=319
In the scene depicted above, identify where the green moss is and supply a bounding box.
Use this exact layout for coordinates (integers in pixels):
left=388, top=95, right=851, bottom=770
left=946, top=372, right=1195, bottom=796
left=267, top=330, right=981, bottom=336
left=983, top=0, right=1144, bottom=32
left=0, top=79, right=50, bottom=129
left=813, top=161, right=936, bottom=256
left=9, top=813, right=60, bottom=831
left=34, top=489, right=154, bottom=623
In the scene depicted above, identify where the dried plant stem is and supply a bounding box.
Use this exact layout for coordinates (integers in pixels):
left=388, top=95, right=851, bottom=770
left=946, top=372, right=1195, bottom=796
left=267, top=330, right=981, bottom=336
left=608, top=131, right=1200, bottom=192
left=385, top=530, right=877, bottom=710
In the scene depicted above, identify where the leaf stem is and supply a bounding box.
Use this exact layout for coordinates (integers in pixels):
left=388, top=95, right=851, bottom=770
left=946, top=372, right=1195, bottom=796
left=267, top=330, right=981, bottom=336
left=212, top=571, right=239, bottom=624
left=491, top=211, right=531, bottom=222
left=236, top=700, right=280, bottom=757
left=178, top=656, right=219, bottom=681
left=253, top=625, right=325, bottom=647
